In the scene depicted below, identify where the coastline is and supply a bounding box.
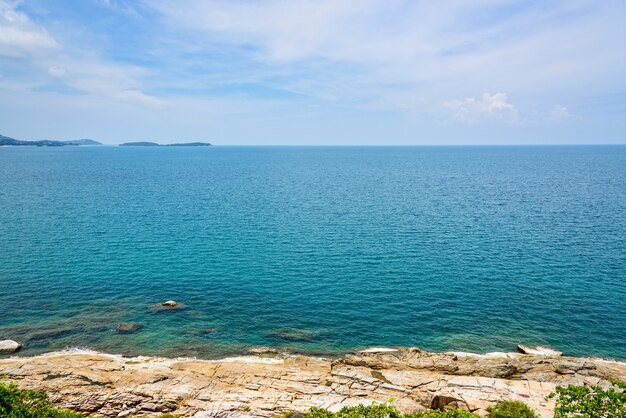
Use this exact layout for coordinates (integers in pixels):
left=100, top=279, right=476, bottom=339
left=2, top=347, right=625, bottom=418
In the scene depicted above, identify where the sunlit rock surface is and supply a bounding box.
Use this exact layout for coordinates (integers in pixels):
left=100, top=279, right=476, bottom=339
left=1, top=347, right=624, bottom=417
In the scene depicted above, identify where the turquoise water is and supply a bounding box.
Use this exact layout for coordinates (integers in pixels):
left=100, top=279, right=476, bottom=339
left=0, top=146, right=625, bottom=360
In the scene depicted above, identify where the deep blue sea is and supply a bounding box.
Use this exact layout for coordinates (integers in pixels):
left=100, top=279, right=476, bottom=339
left=0, top=146, right=625, bottom=360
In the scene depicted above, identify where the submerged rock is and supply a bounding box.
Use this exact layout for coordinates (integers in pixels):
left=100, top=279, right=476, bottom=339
left=517, top=345, right=563, bottom=357
left=116, top=323, right=143, bottom=334
left=265, top=328, right=323, bottom=342
left=247, top=346, right=283, bottom=355
left=0, top=339, right=22, bottom=353
left=181, top=326, right=218, bottom=337
left=150, top=300, right=185, bottom=312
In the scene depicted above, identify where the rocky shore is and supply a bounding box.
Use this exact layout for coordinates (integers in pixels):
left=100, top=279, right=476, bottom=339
left=1, top=347, right=624, bottom=418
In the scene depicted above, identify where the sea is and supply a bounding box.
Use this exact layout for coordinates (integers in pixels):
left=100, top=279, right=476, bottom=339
left=0, top=145, right=624, bottom=360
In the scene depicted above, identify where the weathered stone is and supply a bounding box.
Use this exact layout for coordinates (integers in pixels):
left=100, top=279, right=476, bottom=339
left=150, top=300, right=185, bottom=312
left=359, top=347, right=400, bottom=354
left=430, top=394, right=470, bottom=411
left=0, top=348, right=624, bottom=418
left=247, top=347, right=282, bottom=355
left=0, top=340, right=22, bottom=354
left=517, top=345, right=563, bottom=357
left=139, top=402, right=169, bottom=412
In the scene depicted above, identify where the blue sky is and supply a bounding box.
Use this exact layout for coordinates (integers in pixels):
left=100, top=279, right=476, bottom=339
left=1, top=0, right=625, bottom=145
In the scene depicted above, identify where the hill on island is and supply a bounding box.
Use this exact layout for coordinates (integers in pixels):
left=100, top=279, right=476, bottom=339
left=119, top=141, right=160, bottom=146
left=120, top=141, right=212, bottom=146
left=62, top=139, right=101, bottom=146
left=0, top=134, right=211, bottom=147
left=0, top=134, right=102, bottom=147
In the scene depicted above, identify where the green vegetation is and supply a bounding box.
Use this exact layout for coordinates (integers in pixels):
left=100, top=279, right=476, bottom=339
left=0, top=380, right=81, bottom=418
left=407, top=411, right=479, bottom=418
left=286, top=400, right=546, bottom=418
left=548, top=380, right=626, bottom=418
left=486, top=401, right=539, bottom=418
left=287, top=402, right=479, bottom=418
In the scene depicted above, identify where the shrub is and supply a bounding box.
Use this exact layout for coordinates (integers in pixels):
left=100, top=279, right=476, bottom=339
left=485, top=400, right=538, bottom=418
left=304, top=403, right=403, bottom=418
left=407, top=410, right=479, bottom=418
left=548, top=380, right=626, bottom=418
left=300, top=403, right=478, bottom=418
left=0, top=380, right=82, bottom=418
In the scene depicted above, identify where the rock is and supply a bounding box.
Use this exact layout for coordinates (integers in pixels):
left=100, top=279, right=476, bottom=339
left=139, top=402, right=166, bottom=412
left=248, top=346, right=282, bottom=355
left=1, top=347, right=624, bottom=417
left=517, top=345, right=563, bottom=357
left=116, top=323, right=143, bottom=334
left=0, top=340, right=22, bottom=354
left=150, top=300, right=185, bottom=312
left=430, top=394, right=470, bottom=411
left=265, top=328, right=323, bottom=342
left=359, top=347, right=400, bottom=353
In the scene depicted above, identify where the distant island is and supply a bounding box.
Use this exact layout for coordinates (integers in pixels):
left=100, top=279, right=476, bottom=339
left=119, top=141, right=160, bottom=146
left=61, top=139, right=102, bottom=146
left=0, top=134, right=101, bottom=147
left=119, top=141, right=212, bottom=147
left=0, top=134, right=211, bottom=147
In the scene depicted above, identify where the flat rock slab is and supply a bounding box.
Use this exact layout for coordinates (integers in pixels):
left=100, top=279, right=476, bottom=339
left=0, top=348, right=624, bottom=418
left=517, top=345, right=563, bottom=357
left=0, top=340, right=22, bottom=353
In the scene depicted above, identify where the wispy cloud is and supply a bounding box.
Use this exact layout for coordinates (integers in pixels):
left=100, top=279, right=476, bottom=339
left=0, top=0, right=58, bottom=57
left=0, top=0, right=625, bottom=143
left=548, top=104, right=572, bottom=123
left=135, top=0, right=626, bottom=131
left=0, top=0, right=161, bottom=106
left=443, top=92, right=519, bottom=123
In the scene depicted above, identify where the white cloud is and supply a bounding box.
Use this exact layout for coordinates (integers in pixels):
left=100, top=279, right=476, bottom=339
left=548, top=104, right=572, bottom=122
left=50, top=57, right=165, bottom=106
left=147, top=0, right=626, bottom=98
left=0, top=1, right=59, bottom=56
left=48, top=65, right=66, bottom=77
left=0, top=1, right=162, bottom=106
left=443, top=92, right=518, bottom=123
left=46, top=57, right=163, bottom=106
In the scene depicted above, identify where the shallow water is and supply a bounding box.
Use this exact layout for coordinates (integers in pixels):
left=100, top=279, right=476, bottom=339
left=0, top=146, right=625, bottom=359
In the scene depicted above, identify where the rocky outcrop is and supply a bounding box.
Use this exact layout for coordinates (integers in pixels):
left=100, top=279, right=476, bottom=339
left=0, top=340, right=22, bottom=353
left=339, top=348, right=624, bottom=384
left=0, top=348, right=624, bottom=418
